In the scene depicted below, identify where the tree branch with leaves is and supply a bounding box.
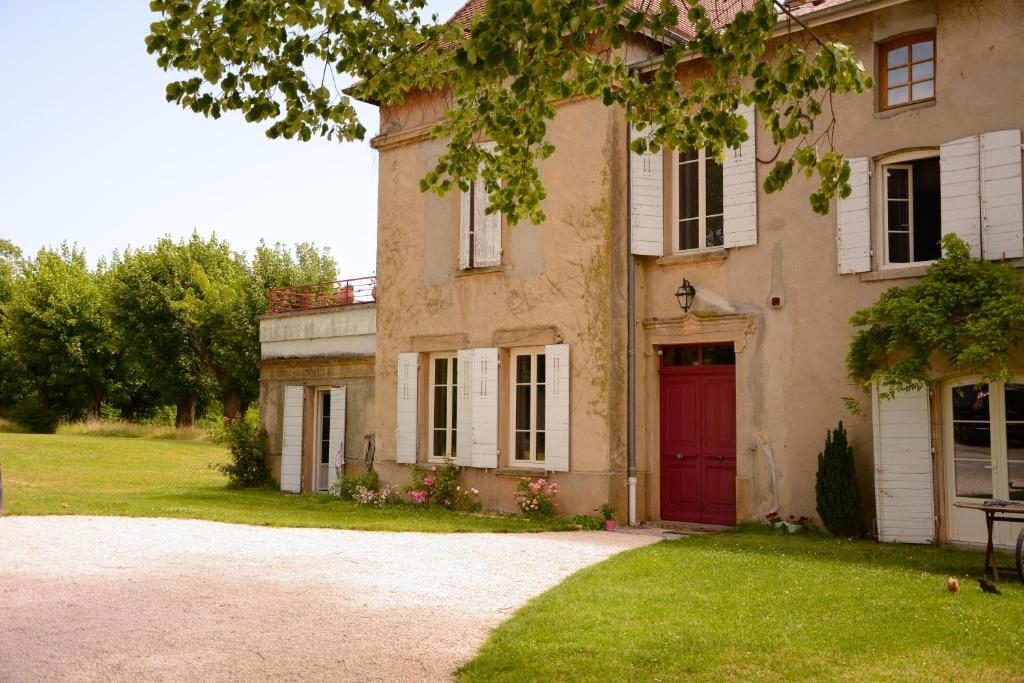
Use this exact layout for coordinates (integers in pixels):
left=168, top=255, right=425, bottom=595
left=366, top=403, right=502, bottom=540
left=147, top=0, right=872, bottom=224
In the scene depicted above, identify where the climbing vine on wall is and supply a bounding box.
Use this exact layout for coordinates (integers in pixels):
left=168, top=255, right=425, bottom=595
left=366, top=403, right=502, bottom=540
left=847, top=234, right=1024, bottom=399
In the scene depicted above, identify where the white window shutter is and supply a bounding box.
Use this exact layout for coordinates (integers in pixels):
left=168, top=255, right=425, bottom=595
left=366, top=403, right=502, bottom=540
left=837, top=157, right=871, bottom=274
left=280, top=385, right=304, bottom=493
left=980, top=129, right=1024, bottom=260
left=473, top=177, right=502, bottom=267
left=630, top=125, right=664, bottom=256
left=471, top=347, right=499, bottom=468
left=544, top=344, right=570, bottom=472
left=327, top=386, right=346, bottom=489
left=455, top=349, right=474, bottom=467
left=940, top=135, right=982, bottom=258
left=396, top=353, right=418, bottom=464
left=872, top=385, right=935, bottom=544
left=459, top=188, right=471, bottom=269
left=723, top=104, right=758, bottom=248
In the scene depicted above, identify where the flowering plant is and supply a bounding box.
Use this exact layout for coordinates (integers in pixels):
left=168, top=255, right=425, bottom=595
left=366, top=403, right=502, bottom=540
left=405, top=455, right=481, bottom=512
left=764, top=511, right=813, bottom=533
left=514, top=477, right=559, bottom=518
left=353, top=483, right=402, bottom=508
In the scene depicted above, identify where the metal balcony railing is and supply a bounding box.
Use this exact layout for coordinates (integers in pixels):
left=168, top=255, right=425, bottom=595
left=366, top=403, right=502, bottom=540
left=267, top=276, right=376, bottom=314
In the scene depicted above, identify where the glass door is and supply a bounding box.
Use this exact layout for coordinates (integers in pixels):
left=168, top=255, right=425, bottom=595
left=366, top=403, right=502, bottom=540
left=944, top=379, right=1024, bottom=546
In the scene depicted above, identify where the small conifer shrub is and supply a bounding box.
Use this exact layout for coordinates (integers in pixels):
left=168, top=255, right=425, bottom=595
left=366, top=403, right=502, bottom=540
left=815, top=421, right=864, bottom=537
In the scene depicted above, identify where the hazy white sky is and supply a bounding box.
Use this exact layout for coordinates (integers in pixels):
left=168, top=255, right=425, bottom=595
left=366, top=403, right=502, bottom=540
left=0, top=0, right=466, bottom=277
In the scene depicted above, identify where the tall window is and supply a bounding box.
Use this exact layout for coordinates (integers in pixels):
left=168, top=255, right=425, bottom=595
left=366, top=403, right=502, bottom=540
left=880, top=32, right=936, bottom=110
left=430, top=354, right=458, bottom=460
left=882, top=155, right=941, bottom=264
left=674, top=147, right=724, bottom=252
left=511, top=350, right=545, bottom=465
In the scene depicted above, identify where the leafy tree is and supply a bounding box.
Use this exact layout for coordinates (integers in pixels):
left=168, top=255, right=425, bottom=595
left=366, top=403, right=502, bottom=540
left=815, top=421, right=864, bottom=537
left=250, top=241, right=338, bottom=298
left=0, top=240, right=31, bottom=416
left=147, top=0, right=871, bottom=224
left=4, top=246, right=116, bottom=431
left=107, top=236, right=228, bottom=426
left=848, top=234, right=1024, bottom=398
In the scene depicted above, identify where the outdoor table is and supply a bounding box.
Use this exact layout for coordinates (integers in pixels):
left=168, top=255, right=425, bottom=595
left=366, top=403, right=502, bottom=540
left=953, top=500, right=1024, bottom=583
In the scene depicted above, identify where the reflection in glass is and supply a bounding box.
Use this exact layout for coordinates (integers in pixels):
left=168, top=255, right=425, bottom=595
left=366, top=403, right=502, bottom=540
left=888, top=66, right=908, bottom=86
left=888, top=86, right=909, bottom=106
left=888, top=45, right=908, bottom=67
left=702, top=344, right=736, bottom=365
left=952, top=384, right=989, bottom=421
left=1005, top=384, right=1024, bottom=421
left=952, top=383, right=993, bottom=499
left=663, top=346, right=699, bottom=367
left=911, top=61, right=933, bottom=82
left=912, top=80, right=934, bottom=100
left=911, top=40, right=934, bottom=61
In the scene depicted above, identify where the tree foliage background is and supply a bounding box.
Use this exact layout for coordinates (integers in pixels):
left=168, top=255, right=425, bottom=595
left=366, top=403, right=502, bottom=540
left=0, top=236, right=336, bottom=432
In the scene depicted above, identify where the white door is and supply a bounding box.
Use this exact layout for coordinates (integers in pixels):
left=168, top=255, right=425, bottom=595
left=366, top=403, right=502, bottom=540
left=944, top=378, right=1024, bottom=547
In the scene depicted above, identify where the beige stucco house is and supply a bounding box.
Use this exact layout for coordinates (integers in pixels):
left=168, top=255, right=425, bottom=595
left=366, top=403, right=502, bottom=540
left=260, top=0, right=1024, bottom=546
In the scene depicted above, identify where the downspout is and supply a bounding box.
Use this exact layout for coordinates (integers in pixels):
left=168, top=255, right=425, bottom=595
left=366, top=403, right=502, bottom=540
left=624, top=80, right=638, bottom=527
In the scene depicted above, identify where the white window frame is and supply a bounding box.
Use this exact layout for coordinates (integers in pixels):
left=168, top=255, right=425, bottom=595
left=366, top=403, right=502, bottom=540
left=428, top=352, right=458, bottom=462
left=877, top=149, right=940, bottom=268
left=509, top=347, right=546, bottom=467
left=671, top=148, right=724, bottom=254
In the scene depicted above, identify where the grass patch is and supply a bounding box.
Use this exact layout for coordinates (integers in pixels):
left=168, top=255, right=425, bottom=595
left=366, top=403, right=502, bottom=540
left=0, top=433, right=572, bottom=533
left=57, top=419, right=213, bottom=441
left=461, top=529, right=1024, bottom=681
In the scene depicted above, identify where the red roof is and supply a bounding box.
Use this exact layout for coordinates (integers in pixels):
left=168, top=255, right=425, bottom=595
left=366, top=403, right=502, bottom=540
left=445, top=0, right=859, bottom=39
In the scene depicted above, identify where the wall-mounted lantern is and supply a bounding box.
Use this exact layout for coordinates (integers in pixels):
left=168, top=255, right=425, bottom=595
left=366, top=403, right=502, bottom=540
left=675, top=278, right=696, bottom=313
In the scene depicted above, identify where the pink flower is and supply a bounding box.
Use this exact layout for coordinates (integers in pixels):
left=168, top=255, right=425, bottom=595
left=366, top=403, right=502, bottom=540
left=431, top=465, right=437, bottom=472
left=409, top=490, right=426, bottom=505
left=423, top=477, right=435, bottom=487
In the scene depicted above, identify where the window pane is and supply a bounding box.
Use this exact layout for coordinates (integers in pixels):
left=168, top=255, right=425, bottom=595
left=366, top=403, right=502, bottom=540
left=911, top=61, right=933, bottom=82
left=887, top=200, right=909, bottom=230
left=952, top=384, right=990, bottom=421
left=679, top=218, right=699, bottom=251
left=887, top=167, right=909, bottom=199
left=537, top=385, right=545, bottom=430
left=912, top=157, right=941, bottom=262
left=536, top=432, right=545, bottom=462
left=911, top=80, right=934, bottom=100
left=515, top=432, right=530, bottom=460
left=954, top=454, right=993, bottom=499
left=887, top=66, right=908, bottom=87
left=887, top=45, right=908, bottom=67
left=702, top=344, right=735, bottom=365
left=680, top=146, right=699, bottom=163
left=911, top=40, right=933, bottom=61
left=320, top=393, right=331, bottom=464
left=663, top=346, right=699, bottom=367
left=705, top=157, right=723, bottom=216
left=515, top=385, right=531, bottom=430
left=434, top=358, right=447, bottom=384
left=516, top=354, right=530, bottom=383
left=433, top=430, right=447, bottom=458
left=536, top=354, right=545, bottom=384
left=887, top=86, right=909, bottom=106
left=705, top=215, right=724, bottom=249
left=679, top=158, right=699, bottom=220
left=888, top=232, right=910, bottom=263
left=433, top=385, right=447, bottom=428
left=452, top=358, right=457, bottom=384
left=1005, top=384, right=1024, bottom=422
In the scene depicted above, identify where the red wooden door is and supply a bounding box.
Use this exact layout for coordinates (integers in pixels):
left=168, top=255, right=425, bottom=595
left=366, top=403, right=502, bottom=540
left=659, top=346, right=736, bottom=525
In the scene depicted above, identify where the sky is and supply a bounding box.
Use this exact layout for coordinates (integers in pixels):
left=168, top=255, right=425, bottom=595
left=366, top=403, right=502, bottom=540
left=0, top=0, right=466, bottom=277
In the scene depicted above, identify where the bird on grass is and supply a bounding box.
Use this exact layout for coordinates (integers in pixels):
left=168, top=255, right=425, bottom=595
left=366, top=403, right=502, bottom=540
left=978, top=577, right=1002, bottom=595
left=946, top=577, right=960, bottom=593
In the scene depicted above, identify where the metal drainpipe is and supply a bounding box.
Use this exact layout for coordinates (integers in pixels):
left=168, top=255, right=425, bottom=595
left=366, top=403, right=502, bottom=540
left=625, top=98, right=638, bottom=527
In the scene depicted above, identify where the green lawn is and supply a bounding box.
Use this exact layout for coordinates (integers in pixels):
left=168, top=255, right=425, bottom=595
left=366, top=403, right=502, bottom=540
left=0, top=433, right=571, bottom=532
left=461, top=529, right=1024, bottom=682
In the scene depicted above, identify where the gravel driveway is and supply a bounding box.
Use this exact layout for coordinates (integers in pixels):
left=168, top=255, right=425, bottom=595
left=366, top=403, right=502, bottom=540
left=0, top=516, right=655, bottom=682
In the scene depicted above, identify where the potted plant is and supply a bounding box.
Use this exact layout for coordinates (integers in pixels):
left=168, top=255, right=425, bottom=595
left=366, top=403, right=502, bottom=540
left=599, top=503, right=617, bottom=531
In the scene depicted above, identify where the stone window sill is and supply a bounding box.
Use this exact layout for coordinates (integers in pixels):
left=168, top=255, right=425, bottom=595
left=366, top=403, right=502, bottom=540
left=455, top=265, right=505, bottom=278
left=656, top=248, right=728, bottom=268
left=859, top=264, right=932, bottom=282
left=494, top=467, right=549, bottom=478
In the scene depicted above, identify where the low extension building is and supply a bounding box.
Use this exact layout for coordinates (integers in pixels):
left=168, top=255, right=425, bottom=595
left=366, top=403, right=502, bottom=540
left=260, top=0, right=1024, bottom=547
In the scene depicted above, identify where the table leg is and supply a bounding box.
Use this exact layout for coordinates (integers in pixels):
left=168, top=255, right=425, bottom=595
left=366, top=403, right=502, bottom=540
left=985, top=511, right=998, bottom=581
